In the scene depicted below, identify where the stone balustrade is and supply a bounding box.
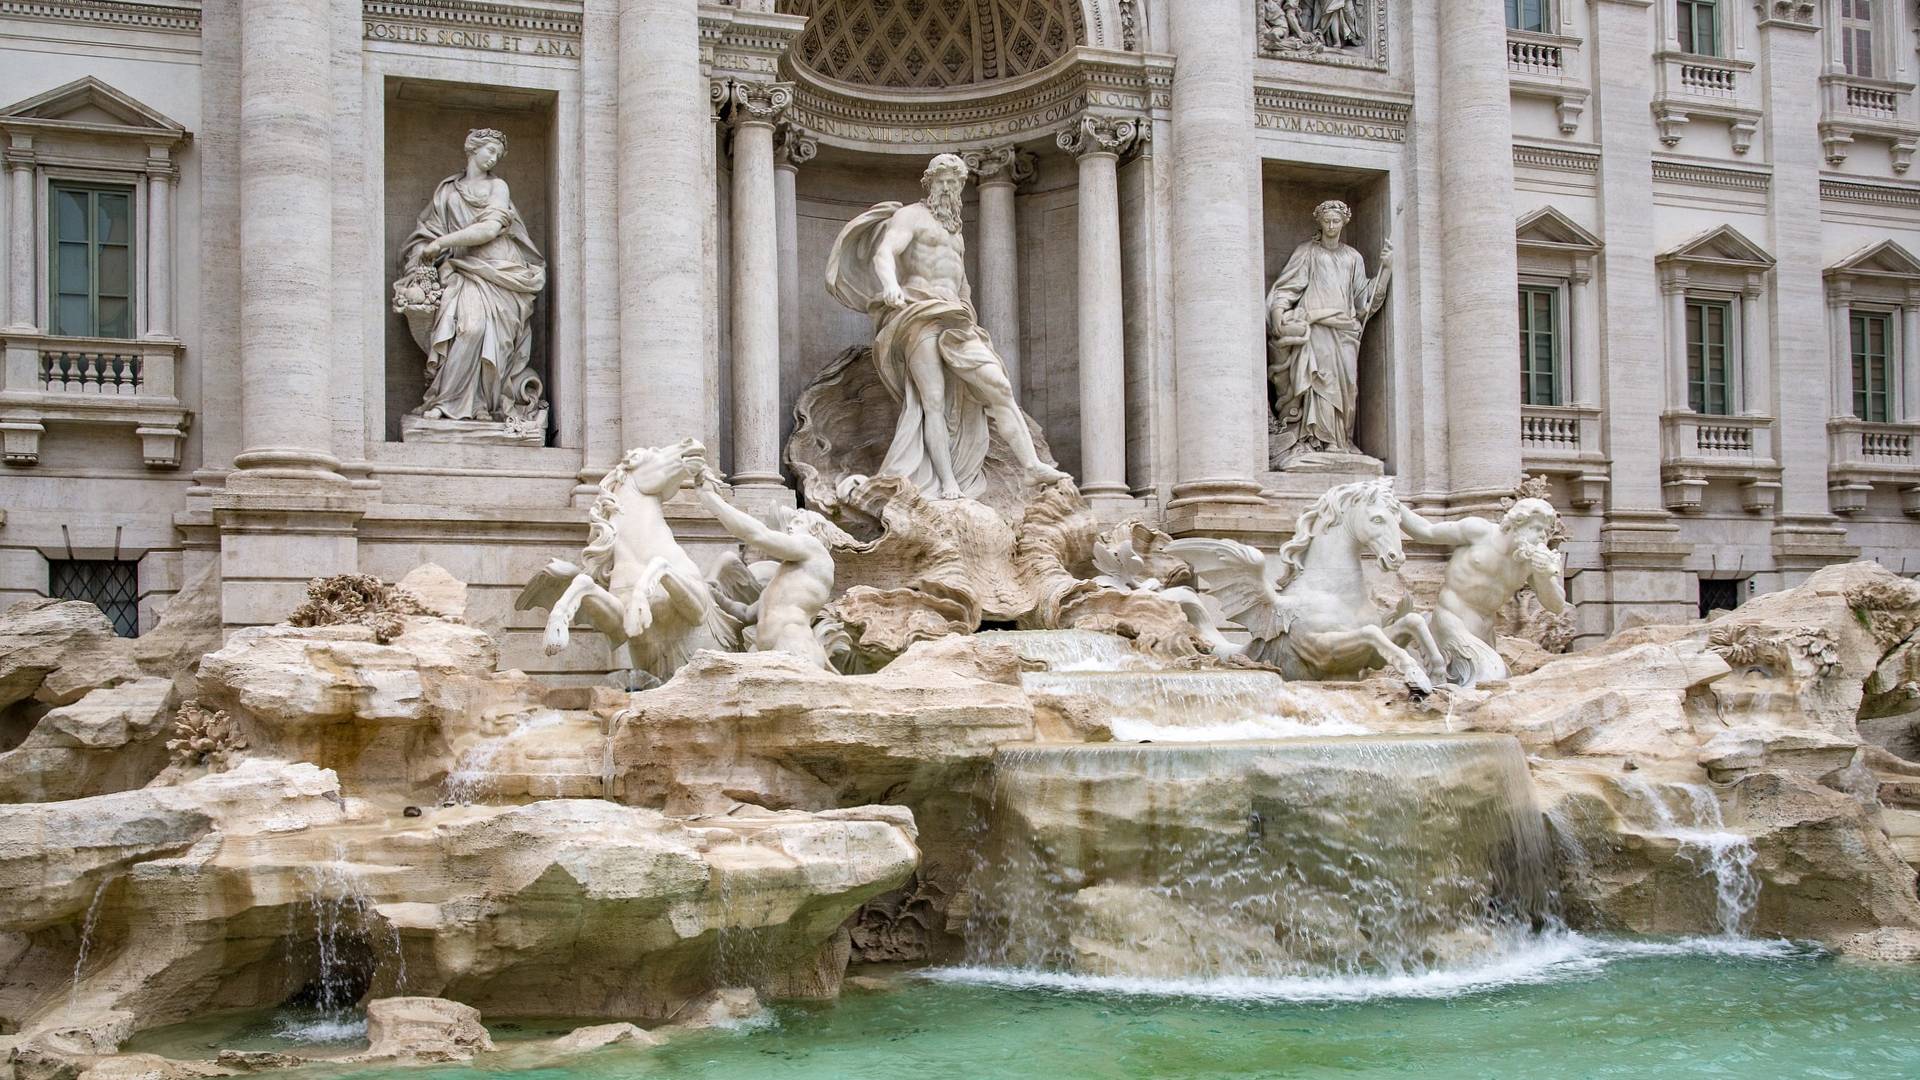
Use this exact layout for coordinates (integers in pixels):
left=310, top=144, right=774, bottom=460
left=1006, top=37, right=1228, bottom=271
left=1659, top=411, right=1780, bottom=513
left=1519, top=404, right=1607, bottom=507
left=0, top=331, right=188, bottom=467
left=1653, top=51, right=1760, bottom=152
left=1818, top=74, right=1920, bottom=172
left=1827, top=418, right=1920, bottom=516
left=1506, top=30, right=1586, bottom=135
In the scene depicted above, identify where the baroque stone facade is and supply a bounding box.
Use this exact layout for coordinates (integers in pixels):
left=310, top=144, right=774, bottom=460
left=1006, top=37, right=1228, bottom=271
left=3, top=0, right=1920, bottom=660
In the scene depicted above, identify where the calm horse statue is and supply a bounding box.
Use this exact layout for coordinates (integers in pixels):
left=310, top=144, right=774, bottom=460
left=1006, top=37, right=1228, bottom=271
left=1167, top=479, right=1445, bottom=693
left=516, top=439, right=740, bottom=687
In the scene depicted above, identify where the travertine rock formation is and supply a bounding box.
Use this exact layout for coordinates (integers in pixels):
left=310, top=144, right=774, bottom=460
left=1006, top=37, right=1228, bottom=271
left=357, top=997, right=493, bottom=1063
left=0, top=679, right=173, bottom=803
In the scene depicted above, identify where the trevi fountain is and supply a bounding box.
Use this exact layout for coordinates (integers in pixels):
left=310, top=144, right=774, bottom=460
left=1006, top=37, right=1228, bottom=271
left=5, top=2, right=1920, bottom=1078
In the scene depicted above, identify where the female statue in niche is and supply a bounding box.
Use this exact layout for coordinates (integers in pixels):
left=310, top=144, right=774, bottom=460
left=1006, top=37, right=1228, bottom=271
left=393, top=128, right=548, bottom=434
left=1265, top=198, right=1390, bottom=468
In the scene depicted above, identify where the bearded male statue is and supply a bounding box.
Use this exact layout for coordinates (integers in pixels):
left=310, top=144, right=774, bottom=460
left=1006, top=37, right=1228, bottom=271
left=1398, top=498, right=1568, bottom=687
left=824, top=153, right=1067, bottom=500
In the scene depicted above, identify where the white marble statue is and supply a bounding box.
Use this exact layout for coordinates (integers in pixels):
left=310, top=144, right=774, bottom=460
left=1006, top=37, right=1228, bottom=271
left=1400, top=497, right=1568, bottom=687
left=1315, top=0, right=1366, bottom=47
left=824, top=152, right=1067, bottom=500
left=1266, top=199, right=1390, bottom=467
left=393, top=128, right=548, bottom=437
left=1168, top=479, right=1445, bottom=693
left=516, top=440, right=738, bottom=687
left=698, top=478, right=847, bottom=671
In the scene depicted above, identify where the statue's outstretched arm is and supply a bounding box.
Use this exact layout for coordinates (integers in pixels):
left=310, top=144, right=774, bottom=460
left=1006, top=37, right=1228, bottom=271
left=698, top=487, right=816, bottom=564
left=1529, top=552, right=1570, bottom=613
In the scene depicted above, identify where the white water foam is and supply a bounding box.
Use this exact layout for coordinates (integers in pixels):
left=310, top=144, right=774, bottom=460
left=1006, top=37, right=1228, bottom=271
left=926, top=933, right=1808, bottom=1004
left=1620, top=779, right=1761, bottom=937
left=270, top=1015, right=370, bottom=1044
left=443, top=711, right=565, bottom=806
left=1107, top=714, right=1370, bottom=742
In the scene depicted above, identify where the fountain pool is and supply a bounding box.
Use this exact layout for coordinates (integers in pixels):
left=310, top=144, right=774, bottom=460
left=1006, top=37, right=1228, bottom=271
left=228, top=937, right=1919, bottom=1080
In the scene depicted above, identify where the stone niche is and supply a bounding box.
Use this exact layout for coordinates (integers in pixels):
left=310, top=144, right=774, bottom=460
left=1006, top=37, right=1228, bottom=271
left=1260, top=160, right=1394, bottom=475
left=381, top=77, right=556, bottom=444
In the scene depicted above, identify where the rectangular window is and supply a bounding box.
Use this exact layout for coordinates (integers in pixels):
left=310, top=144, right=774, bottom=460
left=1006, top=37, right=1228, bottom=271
left=1506, top=0, right=1550, bottom=32
left=1686, top=297, right=1733, bottom=415
left=49, top=559, right=139, bottom=638
left=49, top=183, right=135, bottom=339
left=1698, top=577, right=1744, bottom=619
left=1840, top=0, right=1874, bottom=78
left=1675, top=0, right=1720, bottom=57
left=1851, top=309, right=1893, bottom=422
left=1519, top=284, right=1563, bottom=406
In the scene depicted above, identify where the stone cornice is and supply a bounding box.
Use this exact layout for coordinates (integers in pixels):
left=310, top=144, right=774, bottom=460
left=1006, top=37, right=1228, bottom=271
left=700, top=4, right=806, bottom=80
left=1253, top=84, right=1410, bottom=144
left=1822, top=178, right=1920, bottom=210
left=781, top=46, right=1169, bottom=155
left=0, top=0, right=199, bottom=34
left=1652, top=158, right=1771, bottom=193
left=1512, top=143, right=1599, bottom=174
left=362, top=0, right=581, bottom=38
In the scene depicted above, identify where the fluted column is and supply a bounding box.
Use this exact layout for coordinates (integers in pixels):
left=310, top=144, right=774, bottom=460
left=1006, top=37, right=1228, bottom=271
left=145, top=159, right=175, bottom=338
left=720, top=80, right=791, bottom=489
left=4, top=145, right=33, bottom=331
left=963, top=146, right=1032, bottom=398
left=619, top=0, right=707, bottom=448
left=1437, top=0, right=1522, bottom=506
left=1166, top=0, right=1264, bottom=516
left=1058, top=117, right=1139, bottom=505
left=774, top=122, right=815, bottom=450
left=232, top=0, right=339, bottom=482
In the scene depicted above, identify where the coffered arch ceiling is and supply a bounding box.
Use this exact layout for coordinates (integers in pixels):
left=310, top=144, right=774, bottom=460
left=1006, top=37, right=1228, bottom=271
left=779, top=0, right=1087, bottom=90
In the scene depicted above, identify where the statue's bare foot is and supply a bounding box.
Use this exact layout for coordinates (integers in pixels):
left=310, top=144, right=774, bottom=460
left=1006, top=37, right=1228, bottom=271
left=422, top=407, right=445, bottom=420
left=936, top=485, right=966, bottom=500
left=1026, top=463, right=1070, bottom=486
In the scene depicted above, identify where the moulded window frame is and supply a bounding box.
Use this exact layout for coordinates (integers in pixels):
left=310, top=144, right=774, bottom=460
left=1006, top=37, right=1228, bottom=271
left=34, top=164, right=148, bottom=340
left=1517, top=275, right=1569, bottom=407
left=1847, top=302, right=1900, bottom=421
left=1683, top=290, right=1742, bottom=416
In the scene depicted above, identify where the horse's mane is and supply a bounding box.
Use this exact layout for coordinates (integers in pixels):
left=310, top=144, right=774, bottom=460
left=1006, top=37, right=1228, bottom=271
left=580, top=454, right=640, bottom=585
left=1272, top=478, right=1400, bottom=590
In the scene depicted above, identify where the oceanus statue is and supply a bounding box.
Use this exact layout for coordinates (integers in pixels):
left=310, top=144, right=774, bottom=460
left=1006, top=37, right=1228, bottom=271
left=1167, top=479, right=1445, bottom=693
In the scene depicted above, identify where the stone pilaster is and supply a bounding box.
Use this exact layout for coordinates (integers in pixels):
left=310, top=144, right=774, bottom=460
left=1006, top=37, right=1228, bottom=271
left=1436, top=0, right=1522, bottom=510
left=774, top=122, right=815, bottom=457
left=144, top=154, right=176, bottom=339
left=1057, top=116, right=1140, bottom=510
left=619, top=0, right=709, bottom=450
left=1164, top=0, right=1266, bottom=532
left=576, top=0, right=624, bottom=503
left=962, top=145, right=1033, bottom=399
left=719, top=80, right=792, bottom=491
left=3, top=140, right=33, bottom=331
left=1758, top=3, right=1858, bottom=572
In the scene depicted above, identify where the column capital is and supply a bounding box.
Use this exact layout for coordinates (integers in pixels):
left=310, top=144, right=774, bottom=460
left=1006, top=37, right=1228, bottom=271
left=716, top=79, right=794, bottom=130
left=1757, top=2, right=1820, bottom=32
left=961, top=145, right=1035, bottom=187
left=2, top=146, right=33, bottom=171
left=774, top=121, right=816, bottom=170
left=1056, top=114, right=1144, bottom=160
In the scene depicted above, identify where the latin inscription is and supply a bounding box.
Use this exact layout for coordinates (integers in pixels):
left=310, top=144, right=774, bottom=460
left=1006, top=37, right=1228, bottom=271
left=364, top=20, right=580, bottom=58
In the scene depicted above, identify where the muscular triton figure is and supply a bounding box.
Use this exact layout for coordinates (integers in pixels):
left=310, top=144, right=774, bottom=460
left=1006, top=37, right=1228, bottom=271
left=825, top=153, right=1067, bottom=500
left=1399, top=498, right=1569, bottom=687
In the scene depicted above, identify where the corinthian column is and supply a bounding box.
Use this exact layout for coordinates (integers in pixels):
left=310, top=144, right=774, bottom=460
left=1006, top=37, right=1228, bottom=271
left=1437, top=0, right=1522, bottom=508
left=232, top=0, right=340, bottom=483
left=1058, top=117, right=1140, bottom=507
left=619, top=0, right=708, bottom=448
left=1166, top=0, right=1265, bottom=521
left=962, top=146, right=1033, bottom=398
left=774, top=123, right=815, bottom=449
left=721, top=80, right=792, bottom=489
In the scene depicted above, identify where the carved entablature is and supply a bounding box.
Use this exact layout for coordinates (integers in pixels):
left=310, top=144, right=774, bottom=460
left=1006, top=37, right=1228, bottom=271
left=1255, top=0, right=1387, bottom=71
left=0, top=0, right=199, bottom=34
left=781, top=45, right=1170, bottom=155
left=701, top=3, right=807, bottom=78
left=361, top=0, right=583, bottom=59
left=1253, top=83, right=1409, bottom=144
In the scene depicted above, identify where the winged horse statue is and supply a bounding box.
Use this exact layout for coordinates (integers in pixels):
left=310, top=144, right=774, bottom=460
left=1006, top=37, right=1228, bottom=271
left=515, top=439, right=741, bottom=688
left=1166, top=479, right=1445, bottom=694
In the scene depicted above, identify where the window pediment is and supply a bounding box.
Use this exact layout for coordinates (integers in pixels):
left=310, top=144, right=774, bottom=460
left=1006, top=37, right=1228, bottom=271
left=0, top=77, right=189, bottom=147
left=1657, top=224, right=1775, bottom=272
left=1826, top=239, right=1920, bottom=283
left=1516, top=206, right=1602, bottom=256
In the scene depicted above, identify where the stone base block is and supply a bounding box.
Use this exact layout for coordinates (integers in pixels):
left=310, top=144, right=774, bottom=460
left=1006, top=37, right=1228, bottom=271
left=401, top=409, right=547, bottom=447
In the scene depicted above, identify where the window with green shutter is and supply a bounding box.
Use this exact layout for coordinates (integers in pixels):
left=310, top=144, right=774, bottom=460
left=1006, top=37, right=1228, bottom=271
left=1686, top=298, right=1733, bottom=415
left=1675, top=0, right=1720, bottom=57
left=1506, top=0, right=1550, bottom=32
left=1518, top=284, right=1562, bottom=406
left=1851, top=309, right=1893, bottom=422
left=49, top=183, right=135, bottom=339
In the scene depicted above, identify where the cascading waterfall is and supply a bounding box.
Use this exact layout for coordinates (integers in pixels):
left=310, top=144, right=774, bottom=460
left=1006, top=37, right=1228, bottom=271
left=975, top=629, right=1154, bottom=672
left=442, top=710, right=565, bottom=806
left=1620, top=779, right=1760, bottom=937
left=67, top=876, right=112, bottom=1010
left=964, top=735, right=1557, bottom=980
left=275, top=855, right=406, bottom=1043
left=1020, top=670, right=1371, bottom=741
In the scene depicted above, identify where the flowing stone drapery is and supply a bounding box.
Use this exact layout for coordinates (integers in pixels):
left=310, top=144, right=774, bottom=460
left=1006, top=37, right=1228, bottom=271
left=618, top=0, right=708, bottom=450
left=1436, top=0, right=1521, bottom=506
left=1058, top=117, right=1138, bottom=506
left=963, top=147, right=1032, bottom=401
left=721, top=80, right=792, bottom=489
left=1166, top=0, right=1265, bottom=518
left=232, top=0, right=340, bottom=482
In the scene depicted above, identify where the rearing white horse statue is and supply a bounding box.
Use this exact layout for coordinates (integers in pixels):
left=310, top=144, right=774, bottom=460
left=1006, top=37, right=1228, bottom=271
left=1167, top=479, right=1445, bottom=693
left=516, top=439, right=740, bottom=687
